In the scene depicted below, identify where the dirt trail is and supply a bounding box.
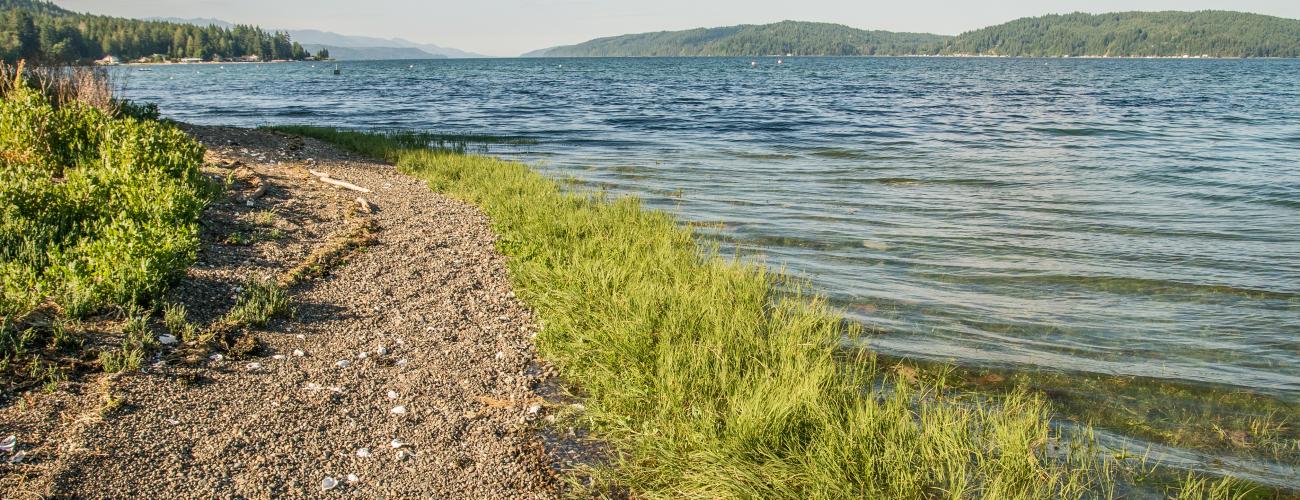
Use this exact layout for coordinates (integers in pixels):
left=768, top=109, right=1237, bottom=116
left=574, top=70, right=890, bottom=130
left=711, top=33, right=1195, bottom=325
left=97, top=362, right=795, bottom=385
left=0, top=127, right=561, bottom=498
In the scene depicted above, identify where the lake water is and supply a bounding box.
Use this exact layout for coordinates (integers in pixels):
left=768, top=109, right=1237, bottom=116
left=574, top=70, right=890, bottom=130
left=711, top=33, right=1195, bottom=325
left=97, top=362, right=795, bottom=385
left=117, top=58, right=1300, bottom=477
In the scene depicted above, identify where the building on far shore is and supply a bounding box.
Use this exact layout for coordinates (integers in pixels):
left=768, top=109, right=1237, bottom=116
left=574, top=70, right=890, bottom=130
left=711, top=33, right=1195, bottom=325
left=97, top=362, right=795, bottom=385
left=95, top=55, right=121, bottom=66
left=180, top=57, right=203, bottom=64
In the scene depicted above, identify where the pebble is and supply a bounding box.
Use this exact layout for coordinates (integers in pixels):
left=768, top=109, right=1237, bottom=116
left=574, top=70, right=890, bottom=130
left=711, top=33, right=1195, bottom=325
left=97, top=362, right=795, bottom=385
left=336, top=360, right=351, bottom=368
left=321, top=476, right=338, bottom=491
left=387, top=390, right=399, bottom=400
left=389, top=439, right=405, bottom=449
left=158, top=334, right=178, bottom=346
left=295, top=334, right=306, bottom=340
left=246, top=363, right=262, bottom=371
left=494, top=351, right=505, bottom=360
left=375, top=346, right=388, bottom=356
left=209, top=354, right=224, bottom=362
left=396, top=450, right=410, bottom=461
left=305, top=382, right=323, bottom=391
left=8, top=450, right=27, bottom=464
left=347, top=473, right=359, bottom=483
left=356, top=448, right=371, bottom=458
left=527, top=404, right=542, bottom=415
left=293, top=349, right=306, bottom=357
left=272, top=354, right=286, bottom=360
left=357, top=352, right=368, bottom=359
left=390, top=406, right=407, bottom=415
left=1, top=435, right=15, bottom=452
left=396, top=359, right=408, bottom=367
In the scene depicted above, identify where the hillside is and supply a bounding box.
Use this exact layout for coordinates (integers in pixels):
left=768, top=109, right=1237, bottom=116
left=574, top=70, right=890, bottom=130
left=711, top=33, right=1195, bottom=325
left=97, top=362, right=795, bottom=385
left=525, top=11, right=1300, bottom=58
left=938, top=11, right=1300, bottom=57
left=153, top=18, right=485, bottom=59
left=298, top=44, right=447, bottom=61
left=1, top=0, right=310, bottom=62
left=524, top=20, right=950, bottom=57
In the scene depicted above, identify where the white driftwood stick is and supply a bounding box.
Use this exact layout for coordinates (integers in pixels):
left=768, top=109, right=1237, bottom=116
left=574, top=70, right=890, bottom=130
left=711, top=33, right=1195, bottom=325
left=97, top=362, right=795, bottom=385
left=307, top=169, right=371, bottom=193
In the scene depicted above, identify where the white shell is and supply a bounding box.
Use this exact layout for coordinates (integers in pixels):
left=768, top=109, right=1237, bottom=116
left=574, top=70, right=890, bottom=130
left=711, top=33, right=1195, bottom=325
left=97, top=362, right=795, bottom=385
left=336, top=360, right=351, bottom=368
left=389, top=438, right=405, bottom=448
left=375, top=346, right=388, bottom=356
left=357, top=351, right=368, bottom=359
left=272, top=354, right=286, bottom=360
left=356, top=448, right=371, bottom=458
left=386, top=390, right=399, bottom=400
left=293, top=349, right=306, bottom=357
left=527, top=404, right=542, bottom=415
left=209, top=354, right=224, bottom=362
left=395, top=450, right=410, bottom=461
left=0, top=435, right=15, bottom=452
left=8, top=450, right=26, bottom=464
left=390, top=406, right=407, bottom=415
left=246, top=363, right=262, bottom=371
left=346, top=474, right=359, bottom=483
left=494, top=351, right=505, bottom=360
left=157, top=334, right=178, bottom=346
left=396, top=359, right=408, bottom=366
left=305, top=382, right=323, bottom=391
left=321, top=476, right=338, bottom=491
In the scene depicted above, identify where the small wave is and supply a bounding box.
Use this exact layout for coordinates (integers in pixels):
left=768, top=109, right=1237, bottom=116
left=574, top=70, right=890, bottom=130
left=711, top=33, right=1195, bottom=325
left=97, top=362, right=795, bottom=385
left=915, top=273, right=1300, bottom=301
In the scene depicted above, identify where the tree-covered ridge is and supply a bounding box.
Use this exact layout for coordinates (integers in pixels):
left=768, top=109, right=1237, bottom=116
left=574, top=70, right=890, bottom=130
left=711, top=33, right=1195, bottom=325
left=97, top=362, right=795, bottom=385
left=938, top=11, right=1300, bottom=57
left=526, top=21, right=950, bottom=57
left=1, top=0, right=313, bottom=63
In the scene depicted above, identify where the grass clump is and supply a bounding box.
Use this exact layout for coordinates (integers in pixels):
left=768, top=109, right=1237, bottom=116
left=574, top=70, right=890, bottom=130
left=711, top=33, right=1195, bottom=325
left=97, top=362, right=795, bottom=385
left=223, top=277, right=292, bottom=328
left=277, top=127, right=1258, bottom=498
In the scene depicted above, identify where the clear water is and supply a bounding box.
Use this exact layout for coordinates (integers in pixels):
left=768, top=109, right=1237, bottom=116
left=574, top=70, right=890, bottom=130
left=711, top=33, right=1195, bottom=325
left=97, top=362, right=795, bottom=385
left=116, top=58, right=1300, bottom=397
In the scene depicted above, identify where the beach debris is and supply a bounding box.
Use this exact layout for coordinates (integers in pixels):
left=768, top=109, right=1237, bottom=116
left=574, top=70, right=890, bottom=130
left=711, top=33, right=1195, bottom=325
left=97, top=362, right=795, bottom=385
left=356, top=197, right=373, bottom=214
left=166, top=418, right=180, bottom=425
left=395, top=450, right=410, bottom=461
left=8, top=450, right=27, bottom=464
left=375, top=346, right=388, bottom=356
left=247, top=362, right=263, bottom=371
left=307, top=169, right=372, bottom=193
left=272, top=354, right=286, bottom=360
left=157, top=334, right=178, bottom=346
left=293, top=349, right=306, bottom=357
left=387, top=390, right=399, bottom=400
left=356, top=448, right=372, bottom=458
left=321, top=476, right=339, bottom=491
left=209, top=354, right=224, bottom=362
left=390, top=406, right=407, bottom=415
left=329, top=386, right=346, bottom=394
left=0, top=435, right=15, bottom=452
left=346, top=474, right=359, bottom=484
left=305, top=382, right=323, bottom=392
left=527, top=404, right=542, bottom=415
left=336, top=359, right=351, bottom=368
left=494, top=351, right=505, bottom=360
left=389, top=438, right=405, bottom=449
left=357, top=351, right=368, bottom=359
left=396, top=359, right=408, bottom=367
left=295, top=334, right=306, bottom=340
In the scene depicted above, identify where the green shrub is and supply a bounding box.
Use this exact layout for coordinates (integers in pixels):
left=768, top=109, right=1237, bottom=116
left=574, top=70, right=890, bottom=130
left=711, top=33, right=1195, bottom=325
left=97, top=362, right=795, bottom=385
left=0, top=80, right=207, bottom=320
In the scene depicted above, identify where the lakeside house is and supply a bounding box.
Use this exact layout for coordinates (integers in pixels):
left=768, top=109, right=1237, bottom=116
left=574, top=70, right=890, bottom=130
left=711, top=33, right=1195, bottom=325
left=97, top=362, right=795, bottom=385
left=94, top=55, right=121, bottom=66
left=180, top=57, right=204, bottom=64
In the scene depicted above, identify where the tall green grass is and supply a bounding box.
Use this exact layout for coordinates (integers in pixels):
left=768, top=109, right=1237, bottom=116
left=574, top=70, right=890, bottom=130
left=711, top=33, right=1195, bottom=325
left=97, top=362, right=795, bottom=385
left=276, top=127, right=1231, bottom=498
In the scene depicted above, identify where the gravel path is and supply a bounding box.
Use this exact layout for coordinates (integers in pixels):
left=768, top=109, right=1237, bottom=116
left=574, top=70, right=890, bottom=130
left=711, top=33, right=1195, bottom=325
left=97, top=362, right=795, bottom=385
left=0, top=127, right=561, bottom=498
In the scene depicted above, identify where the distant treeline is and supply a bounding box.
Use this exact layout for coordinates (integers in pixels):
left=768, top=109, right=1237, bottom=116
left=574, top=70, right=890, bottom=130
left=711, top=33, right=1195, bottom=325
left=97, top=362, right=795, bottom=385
left=0, top=0, right=318, bottom=63
left=528, top=11, right=1300, bottom=58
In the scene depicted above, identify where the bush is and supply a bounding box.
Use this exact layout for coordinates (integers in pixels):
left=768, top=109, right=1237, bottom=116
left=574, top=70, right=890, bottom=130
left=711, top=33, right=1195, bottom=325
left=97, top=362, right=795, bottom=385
left=0, top=73, right=207, bottom=320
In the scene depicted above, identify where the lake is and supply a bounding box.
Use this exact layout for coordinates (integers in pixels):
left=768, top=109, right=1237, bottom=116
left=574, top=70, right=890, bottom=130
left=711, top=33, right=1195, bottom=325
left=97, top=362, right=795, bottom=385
left=116, top=57, right=1300, bottom=482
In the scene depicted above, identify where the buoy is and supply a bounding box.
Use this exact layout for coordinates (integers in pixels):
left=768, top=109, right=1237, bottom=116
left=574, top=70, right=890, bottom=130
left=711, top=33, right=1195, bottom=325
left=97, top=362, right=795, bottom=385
left=333, top=64, right=341, bottom=75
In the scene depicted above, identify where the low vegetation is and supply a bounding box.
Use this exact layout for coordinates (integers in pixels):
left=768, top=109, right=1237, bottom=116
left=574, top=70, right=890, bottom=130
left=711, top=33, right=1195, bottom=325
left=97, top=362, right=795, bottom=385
left=276, top=126, right=1266, bottom=498
left=0, top=62, right=208, bottom=387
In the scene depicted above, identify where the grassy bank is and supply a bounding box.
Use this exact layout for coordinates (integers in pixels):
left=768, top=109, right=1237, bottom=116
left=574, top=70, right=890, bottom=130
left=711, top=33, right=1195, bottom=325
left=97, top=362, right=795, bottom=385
left=270, top=126, right=1266, bottom=498
left=0, top=63, right=208, bottom=387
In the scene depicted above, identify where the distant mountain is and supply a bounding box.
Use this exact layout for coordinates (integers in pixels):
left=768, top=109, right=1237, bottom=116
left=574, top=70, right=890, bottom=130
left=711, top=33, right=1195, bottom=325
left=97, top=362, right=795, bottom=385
left=525, top=11, right=1300, bottom=58
left=936, top=11, right=1300, bottom=58
left=147, top=17, right=233, bottom=29
left=147, top=17, right=484, bottom=59
left=524, top=20, right=949, bottom=57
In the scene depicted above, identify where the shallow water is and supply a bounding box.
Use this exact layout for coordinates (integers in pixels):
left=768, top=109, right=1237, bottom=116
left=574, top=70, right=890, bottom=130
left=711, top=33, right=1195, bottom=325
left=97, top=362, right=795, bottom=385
left=118, top=58, right=1299, bottom=403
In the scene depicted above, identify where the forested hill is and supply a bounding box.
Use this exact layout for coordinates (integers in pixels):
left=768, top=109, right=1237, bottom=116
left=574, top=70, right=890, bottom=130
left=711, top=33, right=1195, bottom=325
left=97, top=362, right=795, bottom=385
left=1, top=0, right=314, bottom=63
left=526, top=11, right=1300, bottom=58
left=524, top=21, right=950, bottom=57
left=937, top=11, right=1300, bottom=57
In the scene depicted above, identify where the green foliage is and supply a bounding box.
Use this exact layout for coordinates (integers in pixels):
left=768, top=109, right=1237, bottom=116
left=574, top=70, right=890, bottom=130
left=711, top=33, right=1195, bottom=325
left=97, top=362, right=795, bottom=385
left=223, top=277, right=292, bottom=328
left=99, top=308, right=153, bottom=373
left=0, top=0, right=312, bottom=63
left=938, top=11, right=1300, bottom=57
left=0, top=76, right=207, bottom=320
left=531, top=20, right=948, bottom=57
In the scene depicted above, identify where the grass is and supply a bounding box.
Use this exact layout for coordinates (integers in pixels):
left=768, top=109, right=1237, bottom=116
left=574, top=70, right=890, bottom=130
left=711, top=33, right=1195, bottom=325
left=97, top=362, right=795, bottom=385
left=275, top=126, right=1273, bottom=498
left=223, top=277, right=293, bottom=328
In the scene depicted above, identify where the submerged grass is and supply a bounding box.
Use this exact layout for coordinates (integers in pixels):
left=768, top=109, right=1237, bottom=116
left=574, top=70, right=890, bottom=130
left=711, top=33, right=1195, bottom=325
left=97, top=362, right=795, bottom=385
left=278, top=127, right=1268, bottom=498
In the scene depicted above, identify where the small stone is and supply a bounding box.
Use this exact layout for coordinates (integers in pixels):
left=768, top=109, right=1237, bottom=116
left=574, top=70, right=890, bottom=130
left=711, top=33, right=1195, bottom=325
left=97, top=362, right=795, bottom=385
left=395, top=450, right=410, bottom=461
left=389, top=438, right=405, bottom=449
left=494, top=351, right=505, bottom=360
left=357, top=352, right=368, bottom=359
left=305, top=382, right=323, bottom=391
left=321, top=476, right=338, bottom=491
left=356, top=448, right=371, bottom=458
left=293, top=349, right=306, bottom=357
left=8, top=450, right=26, bottom=464
left=336, top=360, right=351, bottom=368
left=209, top=354, right=224, bottom=362
left=0, top=435, right=15, bottom=452
left=272, top=354, right=286, bottom=360
left=295, top=334, right=306, bottom=340
left=527, top=404, right=542, bottom=415
left=329, top=386, right=345, bottom=394
left=390, top=406, right=407, bottom=415
left=247, top=363, right=262, bottom=371
left=166, top=418, right=180, bottom=425
left=396, top=359, right=408, bottom=367
left=387, top=390, right=399, bottom=400
left=346, top=474, right=359, bottom=483
left=375, top=346, right=388, bottom=356
left=158, top=334, right=178, bottom=346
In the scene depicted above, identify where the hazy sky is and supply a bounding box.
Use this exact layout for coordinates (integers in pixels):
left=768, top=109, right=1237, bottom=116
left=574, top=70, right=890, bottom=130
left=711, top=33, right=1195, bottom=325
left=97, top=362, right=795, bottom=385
left=58, top=0, right=1300, bottom=56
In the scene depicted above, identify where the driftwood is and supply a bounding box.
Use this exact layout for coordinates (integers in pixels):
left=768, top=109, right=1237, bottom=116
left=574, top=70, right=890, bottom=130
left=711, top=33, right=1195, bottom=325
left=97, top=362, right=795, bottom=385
left=307, top=169, right=371, bottom=193
left=356, top=197, right=373, bottom=213
left=246, top=179, right=267, bottom=201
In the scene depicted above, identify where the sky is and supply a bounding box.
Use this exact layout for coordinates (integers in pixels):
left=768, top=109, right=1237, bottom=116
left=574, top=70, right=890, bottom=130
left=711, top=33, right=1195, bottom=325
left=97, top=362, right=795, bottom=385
left=57, top=0, right=1300, bottom=57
